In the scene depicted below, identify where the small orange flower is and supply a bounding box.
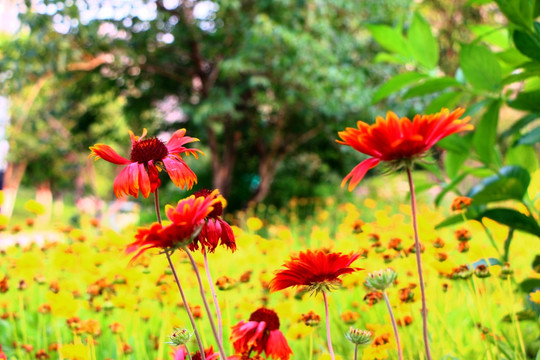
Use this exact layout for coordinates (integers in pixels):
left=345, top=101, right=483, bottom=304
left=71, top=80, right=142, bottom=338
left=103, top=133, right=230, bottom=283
left=90, top=128, right=202, bottom=198
left=451, top=196, right=473, bottom=211
left=337, top=108, right=473, bottom=190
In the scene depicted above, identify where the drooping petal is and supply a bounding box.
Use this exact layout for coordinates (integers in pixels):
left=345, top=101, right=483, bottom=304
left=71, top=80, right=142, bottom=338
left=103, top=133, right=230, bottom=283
left=89, top=144, right=131, bottom=165
left=138, top=163, right=151, bottom=198
left=163, top=157, right=197, bottom=190
left=266, top=330, right=293, bottom=360
left=341, top=157, right=380, bottom=191
left=113, top=163, right=140, bottom=198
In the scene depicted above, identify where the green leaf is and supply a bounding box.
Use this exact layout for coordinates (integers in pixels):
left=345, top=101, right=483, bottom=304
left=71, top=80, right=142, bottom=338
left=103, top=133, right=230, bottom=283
left=368, top=24, right=410, bottom=58
left=499, top=113, right=540, bottom=139
left=506, top=145, right=539, bottom=173
left=471, top=25, right=510, bottom=49
left=435, top=172, right=468, bottom=206
left=408, top=12, right=439, bottom=69
left=402, top=77, right=462, bottom=100
left=494, top=0, right=533, bottom=29
left=501, top=309, right=538, bottom=322
left=508, top=89, right=540, bottom=112
left=480, top=208, right=540, bottom=237
left=467, top=165, right=531, bottom=204
left=435, top=205, right=486, bottom=229
left=444, top=151, right=469, bottom=179
left=372, top=72, right=427, bottom=103
left=520, top=278, right=540, bottom=293
left=473, top=100, right=501, bottom=166
left=373, top=52, right=408, bottom=64
left=460, top=44, right=502, bottom=92
left=513, top=30, right=540, bottom=61
left=437, top=132, right=472, bottom=155
left=516, top=126, right=540, bottom=145
left=426, top=91, right=463, bottom=114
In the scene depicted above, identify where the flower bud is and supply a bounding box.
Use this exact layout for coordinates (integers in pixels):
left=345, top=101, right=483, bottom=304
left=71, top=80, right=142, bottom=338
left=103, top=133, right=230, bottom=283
left=345, top=327, right=372, bottom=345
left=166, top=328, right=192, bottom=346
left=364, top=268, right=398, bottom=291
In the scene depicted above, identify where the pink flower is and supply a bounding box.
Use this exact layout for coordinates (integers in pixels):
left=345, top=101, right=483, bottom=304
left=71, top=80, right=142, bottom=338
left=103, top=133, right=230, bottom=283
left=170, top=345, right=219, bottom=360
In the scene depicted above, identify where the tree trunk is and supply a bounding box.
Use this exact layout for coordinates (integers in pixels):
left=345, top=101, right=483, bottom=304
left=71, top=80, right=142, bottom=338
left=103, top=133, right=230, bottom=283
left=207, top=121, right=240, bottom=198
left=36, top=180, right=53, bottom=224
left=251, top=156, right=281, bottom=203
left=1, top=162, right=27, bottom=219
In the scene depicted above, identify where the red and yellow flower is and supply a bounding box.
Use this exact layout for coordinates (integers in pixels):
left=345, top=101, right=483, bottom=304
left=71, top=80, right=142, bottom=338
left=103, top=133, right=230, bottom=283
left=90, top=128, right=201, bottom=198
left=126, top=190, right=221, bottom=259
left=230, top=307, right=292, bottom=360
left=269, top=250, right=361, bottom=294
left=337, top=108, right=473, bottom=190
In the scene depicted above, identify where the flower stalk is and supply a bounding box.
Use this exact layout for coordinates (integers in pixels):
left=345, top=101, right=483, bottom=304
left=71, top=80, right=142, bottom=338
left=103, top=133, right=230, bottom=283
left=203, top=247, right=223, bottom=343
left=406, top=166, right=432, bottom=360
left=154, top=191, right=206, bottom=360
left=322, top=291, right=335, bottom=360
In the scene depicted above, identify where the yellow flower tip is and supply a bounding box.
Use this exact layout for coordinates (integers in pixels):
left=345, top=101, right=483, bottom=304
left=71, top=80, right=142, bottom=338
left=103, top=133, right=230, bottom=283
left=385, top=111, right=400, bottom=122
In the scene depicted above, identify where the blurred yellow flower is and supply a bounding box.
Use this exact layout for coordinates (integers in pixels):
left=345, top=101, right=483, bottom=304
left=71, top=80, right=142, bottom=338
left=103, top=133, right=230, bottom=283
left=24, top=199, right=46, bottom=215
left=530, top=290, right=540, bottom=304
left=60, top=337, right=91, bottom=360
left=46, top=291, right=80, bottom=318
left=246, top=217, right=263, bottom=231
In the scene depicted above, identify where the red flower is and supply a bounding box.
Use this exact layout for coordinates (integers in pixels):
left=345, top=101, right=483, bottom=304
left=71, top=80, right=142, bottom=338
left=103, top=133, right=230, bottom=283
left=337, top=108, right=473, bottom=190
left=171, top=346, right=219, bottom=360
left=269, top=250, right=361, bottom=294
left=0, top=345, right=6, bottom=360
left=188, top=189, right=236, bottom=253
left=90, top=128, right=202, bottom=198
left=126, top=191, right=220, bottom=259
left=230, top=308, right=292, bottom=360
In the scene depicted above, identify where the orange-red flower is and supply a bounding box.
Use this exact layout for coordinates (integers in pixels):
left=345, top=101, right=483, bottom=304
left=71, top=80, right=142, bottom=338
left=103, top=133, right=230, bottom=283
left=0, top=345, right=6, bottom=360
left=337, top=108, right=473, bottom=190
left=269, top=250, right=361, bottom=294
left=188, top=189, right=236, bottom=253
left=126, top=191, right=220, bottom=259
left=230, top=307, right=292, bottom=360
left=90, top=128, right=201, bottom=198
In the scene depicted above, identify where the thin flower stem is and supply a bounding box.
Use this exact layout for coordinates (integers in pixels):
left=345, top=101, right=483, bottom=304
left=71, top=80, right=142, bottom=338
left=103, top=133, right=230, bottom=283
left=203, top=247, right=223, bottom=343
left=382, top=291, right=403, bottom=360
left=322, top=291, right=335, bottom=360
left=185, top=344, right=193, bottom=360
left=354, top=343, right=358, bottom=360
left=154, top=191, right=206, bottom=360
left=309, top=330, right=313, bottom=360
left=405, top=166, right=432, bottom=360
left=185, top=249, right=228, bottom=360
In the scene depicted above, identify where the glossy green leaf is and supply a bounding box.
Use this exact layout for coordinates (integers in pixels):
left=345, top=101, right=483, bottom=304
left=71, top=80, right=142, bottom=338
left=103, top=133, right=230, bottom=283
left=513, top=30, right=540, bottom=61
left=372, top=72, right=427, bottom=103
left=408, top=12, right=439, bottom=69
left=520, top=278, right=540, bottom=293
left=460, top=44, right=502, bottom=92
left=481, top=208, right=540, bottom=238
left=473, top=100, right=501, bottom=166
left=426, top=91, right=463, bottom=114
left=516, top=126, right=540, bottom=145
left=467, top=165, right=531, bottom=204
left=368, top=24, right=410, bottom=58
left=437, top=132, right=472, bottom=155
left=508, top=89, right=540, bottom=112
left=402, top=77, right=462, bottom=100
left=444, top=151, right=468, bottom=179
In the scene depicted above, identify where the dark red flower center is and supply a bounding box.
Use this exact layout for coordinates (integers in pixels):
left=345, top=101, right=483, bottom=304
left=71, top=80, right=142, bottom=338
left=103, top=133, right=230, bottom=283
left=193, top=188, right=223, bottom=218
left=130, top=138, right=168, bottom=164
left=249, top=308, right=280, bottom=331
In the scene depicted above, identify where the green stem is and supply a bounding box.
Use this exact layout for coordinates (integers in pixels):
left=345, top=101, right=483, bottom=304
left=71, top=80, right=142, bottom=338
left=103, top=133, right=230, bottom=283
left=406, top=166, right=432, bottom=360
left=184, top=249, right=228, bottom=360
left=154, top=191, right=206, bottom=360
left=185, top=343, right=193, bottom=360
left=203, top=247, right=223, bottom=343
left=383, top=291, right=403, bottom=360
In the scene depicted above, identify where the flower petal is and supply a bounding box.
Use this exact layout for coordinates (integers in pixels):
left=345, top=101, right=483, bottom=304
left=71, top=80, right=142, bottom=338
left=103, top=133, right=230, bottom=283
left=163, top=157, right=197, bottom=190
left=341, top=157, right=380, bottom=191
left=89, top=144, right=131, bottom=165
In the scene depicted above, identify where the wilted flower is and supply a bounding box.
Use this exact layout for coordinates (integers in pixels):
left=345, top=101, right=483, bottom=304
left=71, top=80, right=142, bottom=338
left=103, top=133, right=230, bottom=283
left=345, top=327, right=373, bottom=345
left=166, top=328, right=192, bottom=346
